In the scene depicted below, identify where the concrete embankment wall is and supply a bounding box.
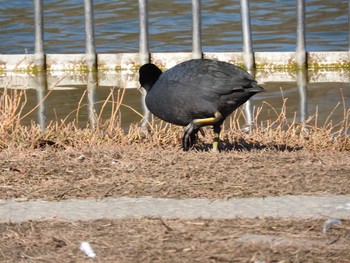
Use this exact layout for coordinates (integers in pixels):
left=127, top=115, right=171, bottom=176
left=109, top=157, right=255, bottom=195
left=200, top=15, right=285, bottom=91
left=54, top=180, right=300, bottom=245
left=1, top=51, right=349, bottom=89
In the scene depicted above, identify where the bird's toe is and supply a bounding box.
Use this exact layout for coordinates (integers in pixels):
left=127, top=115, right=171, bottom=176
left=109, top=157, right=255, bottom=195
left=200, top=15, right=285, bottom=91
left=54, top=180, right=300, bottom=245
left=182, top=123, right=200, bottom=151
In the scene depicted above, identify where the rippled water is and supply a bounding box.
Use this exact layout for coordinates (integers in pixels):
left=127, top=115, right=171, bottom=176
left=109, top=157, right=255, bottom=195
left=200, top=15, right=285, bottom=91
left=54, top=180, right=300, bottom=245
left=0, top=0, right=348, bottom=54
left=0, top=1, right=349, bottom=129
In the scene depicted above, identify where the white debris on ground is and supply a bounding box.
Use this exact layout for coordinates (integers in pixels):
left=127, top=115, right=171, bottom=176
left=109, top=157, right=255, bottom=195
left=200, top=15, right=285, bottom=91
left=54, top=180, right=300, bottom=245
left=323, top=219, right=342, bottom=234
left=80, top=241, right=96, bottom=258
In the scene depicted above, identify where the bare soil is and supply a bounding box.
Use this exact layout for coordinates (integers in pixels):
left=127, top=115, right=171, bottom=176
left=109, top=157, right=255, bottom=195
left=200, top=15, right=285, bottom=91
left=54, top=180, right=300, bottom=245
left=1, top=218, right=350, bottom=262
left=1, top=145, right=350, bottom=200
left=1, top=144, right=350, bottom=262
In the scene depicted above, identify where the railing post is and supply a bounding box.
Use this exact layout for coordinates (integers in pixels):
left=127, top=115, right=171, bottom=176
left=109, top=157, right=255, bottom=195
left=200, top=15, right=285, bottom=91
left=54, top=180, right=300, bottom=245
left=35, top=73, right=47, bottom=130
left=348, top=0, right=350, bottom=55
left=139, top=0, right=151, bottom=127
left=297, top=69, right=308, bottom=122
left=296, top=0, right=307, bottom=69
left=87, top=72, right=97, bottom=128
left=33, top=0, right=45, bottom=71
left=192, top=0, right=202, bottom=59
left=240, top=0, right=254, bottom=70
left=139, top=0, right=150, bottom=65
left=240, top=0, right=255, bottom=127
left=84, top=0, right=96, bottom=71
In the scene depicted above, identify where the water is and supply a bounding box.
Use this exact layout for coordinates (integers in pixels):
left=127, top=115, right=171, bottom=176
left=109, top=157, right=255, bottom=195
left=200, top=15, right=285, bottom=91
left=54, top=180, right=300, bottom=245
left=0, top=0, right=348, bottom=54
left=0, top=1, right=349, bottom=129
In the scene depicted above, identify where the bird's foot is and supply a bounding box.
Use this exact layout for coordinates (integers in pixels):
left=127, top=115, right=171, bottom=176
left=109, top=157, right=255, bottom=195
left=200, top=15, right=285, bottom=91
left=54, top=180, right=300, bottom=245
left=182, top=123, right=205, bottom=151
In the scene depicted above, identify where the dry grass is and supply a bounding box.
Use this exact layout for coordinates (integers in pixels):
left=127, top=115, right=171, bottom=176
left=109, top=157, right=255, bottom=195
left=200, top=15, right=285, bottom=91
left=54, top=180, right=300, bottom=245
left=225, top=95, right=350, bottom=152
left=0, top=86, right=349, bottom=151
left=1, top=218, right=350, bottom=263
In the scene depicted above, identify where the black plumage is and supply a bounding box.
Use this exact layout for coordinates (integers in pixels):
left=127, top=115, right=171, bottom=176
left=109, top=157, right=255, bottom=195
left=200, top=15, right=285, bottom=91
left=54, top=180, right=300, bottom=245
left=139, top=58, right=264, bottom=151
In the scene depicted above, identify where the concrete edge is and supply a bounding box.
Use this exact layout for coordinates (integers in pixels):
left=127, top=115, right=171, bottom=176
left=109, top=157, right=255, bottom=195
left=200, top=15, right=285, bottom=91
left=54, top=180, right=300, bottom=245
left=1, top=67, right=349, bottom=90
left=1, top=68, right=349, bottom=90
left=0, top=195, right=349, bottom=223
left=0, top=51, right=349, bottom=72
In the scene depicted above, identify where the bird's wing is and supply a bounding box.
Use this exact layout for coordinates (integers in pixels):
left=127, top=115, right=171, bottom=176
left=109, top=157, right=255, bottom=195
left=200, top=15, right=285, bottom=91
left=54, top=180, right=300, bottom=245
left=198, top=62, right=258, bottom=95
left=159, top=59, right=260, bottom=96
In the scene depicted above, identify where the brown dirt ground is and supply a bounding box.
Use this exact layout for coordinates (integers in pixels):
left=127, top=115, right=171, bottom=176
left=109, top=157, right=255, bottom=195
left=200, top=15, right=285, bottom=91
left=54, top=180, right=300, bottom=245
left=0, top=145, right=350, bottom=200
left=1, top=144, right=350, bottom=262
left=1, top=218, right=350, bottom=262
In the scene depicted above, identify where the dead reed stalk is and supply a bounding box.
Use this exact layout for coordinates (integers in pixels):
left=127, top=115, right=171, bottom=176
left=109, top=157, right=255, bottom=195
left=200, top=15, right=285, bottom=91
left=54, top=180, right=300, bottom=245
left=0, top=86, right=348, bottom=151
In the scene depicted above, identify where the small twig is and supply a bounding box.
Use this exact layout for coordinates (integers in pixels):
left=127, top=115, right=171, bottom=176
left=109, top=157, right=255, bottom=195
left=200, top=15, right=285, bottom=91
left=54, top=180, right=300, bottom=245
left=159, top=218, right=173, bottom=231
left=99, top=182, right=118, bottom=199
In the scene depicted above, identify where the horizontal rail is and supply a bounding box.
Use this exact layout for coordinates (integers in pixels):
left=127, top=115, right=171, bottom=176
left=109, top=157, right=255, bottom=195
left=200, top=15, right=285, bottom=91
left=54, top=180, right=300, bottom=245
left=0, top=63, right=348, bottom=91
left=0, top=51, right=349, bottom=73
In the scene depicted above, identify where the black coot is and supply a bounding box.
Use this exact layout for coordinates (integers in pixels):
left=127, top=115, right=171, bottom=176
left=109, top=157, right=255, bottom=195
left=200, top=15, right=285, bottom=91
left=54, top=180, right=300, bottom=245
left=139, top=58, right=264, bottom=151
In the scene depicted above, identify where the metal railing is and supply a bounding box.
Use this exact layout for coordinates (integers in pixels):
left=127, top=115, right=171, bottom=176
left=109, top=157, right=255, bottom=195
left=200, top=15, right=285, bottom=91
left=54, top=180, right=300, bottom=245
left=296, top=0, right=306, bottom=68
left=21, top=67, right=312, bottom=131
left=33, top=0, right=45, bottom=69
left=2, top=0, right=346, bottom=130
left=29, top=0, right=330, bottom=71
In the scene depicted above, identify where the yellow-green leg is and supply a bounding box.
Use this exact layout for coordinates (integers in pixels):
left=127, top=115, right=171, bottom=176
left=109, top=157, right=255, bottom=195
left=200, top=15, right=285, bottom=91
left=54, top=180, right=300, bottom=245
left=212, top=124, right=221, bottom=152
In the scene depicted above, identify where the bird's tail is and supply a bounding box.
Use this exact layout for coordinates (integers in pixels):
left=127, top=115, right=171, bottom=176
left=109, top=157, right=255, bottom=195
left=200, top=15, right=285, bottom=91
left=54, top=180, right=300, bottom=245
left=247, top=86, right=264, bottom=94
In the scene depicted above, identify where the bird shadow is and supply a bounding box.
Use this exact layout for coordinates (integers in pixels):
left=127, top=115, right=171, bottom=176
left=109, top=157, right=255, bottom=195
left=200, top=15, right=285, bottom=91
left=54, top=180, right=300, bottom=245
left=193, top=137, right=303, bottom=152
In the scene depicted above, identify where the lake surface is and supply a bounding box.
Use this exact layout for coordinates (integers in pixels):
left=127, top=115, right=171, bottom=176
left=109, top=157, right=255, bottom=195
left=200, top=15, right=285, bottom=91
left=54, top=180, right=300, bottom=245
left=0, top=1, right=349, bottom=130
left=0, top=0, right=348, bottom=54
